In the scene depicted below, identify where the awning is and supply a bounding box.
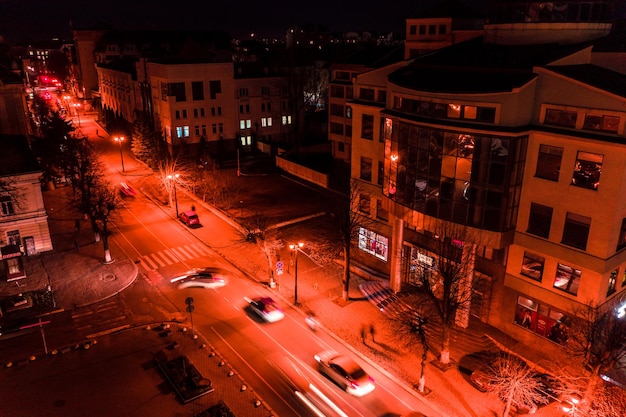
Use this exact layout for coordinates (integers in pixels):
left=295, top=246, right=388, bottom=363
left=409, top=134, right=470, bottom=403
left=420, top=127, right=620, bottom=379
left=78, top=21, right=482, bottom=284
left=1, top=244, right=22, bottom=259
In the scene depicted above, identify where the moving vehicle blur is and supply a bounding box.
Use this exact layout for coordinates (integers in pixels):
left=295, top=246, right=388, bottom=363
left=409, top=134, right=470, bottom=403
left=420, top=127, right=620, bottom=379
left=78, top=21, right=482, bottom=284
left=170, top=268, right=229, bottom=289
left=245, top=297, right=284, bottom=323
left=314, top=350, right=375, bottom=396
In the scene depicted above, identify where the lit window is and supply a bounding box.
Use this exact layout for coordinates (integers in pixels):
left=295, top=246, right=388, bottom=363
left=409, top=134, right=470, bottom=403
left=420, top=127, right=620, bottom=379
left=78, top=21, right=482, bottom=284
left=571, top=151, right=602, bottom=190
left=266, top=117, right=272, bottom=127
left=520, top=252, right=544, bottom=281
left=240, top=120, right=246, bottom=129
left=261, top=118, right=267, bottom=127
left=535, top=144, right=562, bottom=182
left=554, top=263, right=581, bottom=296
left=357, top=227, right=388, bottom=261
left=608, top=269, right=618, bottom=296
left=447, top=104, right=461, bottom=118
left=246, top=120, right=252, bottom=129
left=176, top=126, right=183, bottom=138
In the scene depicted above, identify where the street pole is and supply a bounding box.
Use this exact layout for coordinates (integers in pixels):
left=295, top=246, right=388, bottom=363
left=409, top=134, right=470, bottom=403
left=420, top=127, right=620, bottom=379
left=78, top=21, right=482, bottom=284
left=289, top=242, right=304, bottom=306
left=168, top=174, right=180, bottom=215
left=114, top=136, right=125, bottom=172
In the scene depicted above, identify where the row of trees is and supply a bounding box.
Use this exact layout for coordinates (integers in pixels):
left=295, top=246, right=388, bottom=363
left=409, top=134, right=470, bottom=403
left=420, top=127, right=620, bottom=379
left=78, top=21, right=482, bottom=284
left=33, top=99, right=119, bottom=263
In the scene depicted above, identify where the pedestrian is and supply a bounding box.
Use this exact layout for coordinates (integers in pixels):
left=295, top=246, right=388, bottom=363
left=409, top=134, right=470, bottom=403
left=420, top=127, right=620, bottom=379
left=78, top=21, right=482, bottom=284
left=360, top=325, right=367, bottom=345
left=96, top=129, right=99, bottom=136
left=191, top=204, right=196, bottom=212
left=369, top=323, right=376, bottom=343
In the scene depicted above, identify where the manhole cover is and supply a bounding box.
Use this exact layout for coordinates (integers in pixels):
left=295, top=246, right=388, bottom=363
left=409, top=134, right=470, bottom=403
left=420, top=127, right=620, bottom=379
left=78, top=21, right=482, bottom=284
left=101, top=273, right=117, bottom=282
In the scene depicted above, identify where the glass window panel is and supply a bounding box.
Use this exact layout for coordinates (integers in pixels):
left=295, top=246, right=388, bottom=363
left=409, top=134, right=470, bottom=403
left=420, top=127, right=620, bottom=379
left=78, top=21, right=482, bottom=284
left=554, top=263, right=581, bottom=295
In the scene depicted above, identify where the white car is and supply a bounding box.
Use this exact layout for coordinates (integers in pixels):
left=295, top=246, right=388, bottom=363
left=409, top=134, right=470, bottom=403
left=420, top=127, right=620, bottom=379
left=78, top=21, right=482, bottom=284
left=245, top=297, right=285, bottom=322
left=314, top=350, right=375, bottom=396
left=170, top=268, right=228, bottom=289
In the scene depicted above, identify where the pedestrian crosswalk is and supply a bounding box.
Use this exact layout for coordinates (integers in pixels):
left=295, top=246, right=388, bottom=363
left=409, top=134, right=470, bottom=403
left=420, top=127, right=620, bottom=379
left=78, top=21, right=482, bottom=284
left=139, top=243, right=212, bottom=271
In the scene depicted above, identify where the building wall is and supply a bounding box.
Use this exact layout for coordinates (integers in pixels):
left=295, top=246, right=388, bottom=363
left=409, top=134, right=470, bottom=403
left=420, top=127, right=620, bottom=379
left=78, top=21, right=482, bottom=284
left=0, top=172, right=52, bottom=254
left=0, top=83, right=29, bottom=136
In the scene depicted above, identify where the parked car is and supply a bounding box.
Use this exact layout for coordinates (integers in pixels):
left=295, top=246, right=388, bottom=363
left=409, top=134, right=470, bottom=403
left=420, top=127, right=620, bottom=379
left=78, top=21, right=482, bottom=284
left=469, top=368, right=495, bottom=392
left=314, top=350, right=375, bottom=396
left=179, top=210, right=200, bottom=227
left=170, top=268, right=229, bottom=289
left=515, top=373, right=563, bottom=415
left=245, top=297, right=284, bottom=322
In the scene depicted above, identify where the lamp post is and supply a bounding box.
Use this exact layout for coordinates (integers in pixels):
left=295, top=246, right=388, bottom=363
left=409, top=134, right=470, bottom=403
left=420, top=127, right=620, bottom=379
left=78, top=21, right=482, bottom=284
left=562, top=394, right=584, bottom=416
left=289, top=242, right=304, bottom=306
left=114, top=136, right=125, bottom=172
left=72, top=103, right=81, bottom=127
left=167, top=174, right=180, bottom=215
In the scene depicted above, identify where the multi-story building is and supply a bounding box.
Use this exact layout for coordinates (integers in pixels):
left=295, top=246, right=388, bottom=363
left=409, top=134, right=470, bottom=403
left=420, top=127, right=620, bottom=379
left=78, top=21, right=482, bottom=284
left=0, top=66, right=29, bottom=136
left=0, top=135, right=52, bottom=282
left=350, top=0, right=622, bottom=359
left=404, top=0, right=484, bottom=59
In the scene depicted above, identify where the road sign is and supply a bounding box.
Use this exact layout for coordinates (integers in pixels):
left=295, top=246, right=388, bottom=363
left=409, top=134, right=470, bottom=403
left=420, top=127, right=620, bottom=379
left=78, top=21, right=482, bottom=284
left=186, top=305, right=195, bottom=313
left=276, top=261, right=284, bottom=269
left=185, top=297, right=194, bottom=305
left=276, top=268, right=283, bottom=276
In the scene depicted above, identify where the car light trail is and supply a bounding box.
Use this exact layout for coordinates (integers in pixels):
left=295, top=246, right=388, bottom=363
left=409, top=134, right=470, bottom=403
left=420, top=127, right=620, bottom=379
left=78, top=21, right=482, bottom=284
left=308, top=383, right=349, bottom=417
left=294, top=390, right=327, bottom=417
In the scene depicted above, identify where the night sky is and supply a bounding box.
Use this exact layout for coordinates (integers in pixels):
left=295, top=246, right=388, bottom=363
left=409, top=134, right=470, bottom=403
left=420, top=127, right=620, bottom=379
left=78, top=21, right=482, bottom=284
left=0, top=0, right=479, bottom=43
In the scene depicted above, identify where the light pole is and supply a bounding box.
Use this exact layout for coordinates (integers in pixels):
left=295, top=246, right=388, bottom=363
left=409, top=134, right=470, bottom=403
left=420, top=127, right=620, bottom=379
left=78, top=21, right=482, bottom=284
left=167, top=173, right=180, bottom=215
left=114, top=136, right=125, bottom=172
left=289, top=242, right=304, bottom=306
left=72, top=102, right=81, bottom=127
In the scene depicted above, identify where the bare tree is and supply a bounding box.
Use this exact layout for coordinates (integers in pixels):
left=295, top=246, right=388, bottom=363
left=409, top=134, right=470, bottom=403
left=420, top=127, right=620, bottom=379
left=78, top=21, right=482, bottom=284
left=332, top=179, right=375, bottom=302
left=489, top=355, right=550, bottom=417
left=241, top=211, right=284, bottom=282
left=408, top=220, right=475, bottom=365
left=387, top=299, right=435, bottom=393
left=87, top=183, right=120, bottom=263
left=566, top=301, right=626, bottom=397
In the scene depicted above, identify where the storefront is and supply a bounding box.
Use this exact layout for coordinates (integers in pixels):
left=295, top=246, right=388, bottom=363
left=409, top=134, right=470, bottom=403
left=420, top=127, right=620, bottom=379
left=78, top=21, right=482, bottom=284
left=514, top=294, right=569, bottom=345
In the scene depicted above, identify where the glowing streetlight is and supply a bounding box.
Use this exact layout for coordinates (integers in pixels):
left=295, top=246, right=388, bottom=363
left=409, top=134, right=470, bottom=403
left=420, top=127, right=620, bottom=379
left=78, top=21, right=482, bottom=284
left=114, top=136, right=125, bottom=172
left=289, top=242, right=304, bottom=306
left=71, top=102, right=81, bottom=127
left=562, top=394, right=584, bottom=416
left=167, top=174, right=180, bottom=215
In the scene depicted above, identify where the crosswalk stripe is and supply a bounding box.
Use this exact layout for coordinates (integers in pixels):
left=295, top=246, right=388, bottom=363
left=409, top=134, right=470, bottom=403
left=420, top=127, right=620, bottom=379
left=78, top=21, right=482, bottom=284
left=141, top=256, right=158, bottom=270
left=139, top=244, right=212, bottom=271
left=162, top=249, right=180, bottom=263
left=188, top=244, right=209, bottom=257
left=152, top=252, right=169, bottom=267
left=169, top=246, right=189, bottom=261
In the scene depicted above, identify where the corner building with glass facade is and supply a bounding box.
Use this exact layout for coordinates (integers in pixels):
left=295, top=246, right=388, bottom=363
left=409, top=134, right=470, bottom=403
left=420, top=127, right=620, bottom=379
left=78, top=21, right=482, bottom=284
left=350, top=0, right=624, bottom=356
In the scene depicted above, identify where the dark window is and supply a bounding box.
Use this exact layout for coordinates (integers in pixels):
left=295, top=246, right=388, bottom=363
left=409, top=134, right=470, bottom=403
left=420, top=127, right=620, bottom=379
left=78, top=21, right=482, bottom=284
left=583, top=114, right=620, bottom=133
left=209, top=80, right=221, bottom=99
left=571, top=151, right=602, bottom=190
left=429, top=25, right=436, bottom=34
left=477, top=107, right=496, bottom=123
left=168, top=82, right=186, bottom=102
left=378, top=161, right=384, bottom=186
left=193, top=108, right=198, bottom=118
left=359, top=194, right=370, bottom=214
left=554, top=263, right=581, bottom=296
left=330, top=104, right=344, bottom=117
left=346, top=106, right=352, bottom=119
left=192, top=81, right=204, bottom=101
left=361, top=114, right=374, bottom=140
left=409, top=25, right=417, bottom=35
left=337, top=142, right=345, bottom=152
left=359, top=88, right=375, bottom=101
left=419, top=25, right=426, bottom=35
left=330, top=85, right=344, bottom=98
left=438, top=24, right=447, bottom=34
left=0, top=196, right=14, bottom=215
left=360, top=157, right=372, bottom=182
left=527, top=203, right=552, bottom=238
left=376, top=199, right=388, bottom=221
left=562, top=212, right=590, bottom=250
left=335, top=71, right=351, bottom=81
left=377, top=90, right=386, bottom=104
left=608, top=269, right=618, bottom=296
left=521, top=252, right=544, bottom=281
left=617, top=219, right=626, bottom=252
left=544, top=108, right=577, bottom=128
left=535, top=144, right=562, bottom=181
left=330, top=122, right=343, bottom=135
left=175, top=110, right=180, bottom=120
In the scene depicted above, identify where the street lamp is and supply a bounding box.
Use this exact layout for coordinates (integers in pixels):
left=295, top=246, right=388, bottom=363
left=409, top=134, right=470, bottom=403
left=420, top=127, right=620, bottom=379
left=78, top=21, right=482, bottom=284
left=561, top=394, right=584, bottom=416
left=71, top=103, right=81, bottom=127
left=289, top=242, right=304, bottom=306
left=167, top=173, right=180, bottom=215
left=114, top=136, right=125, bottom=172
